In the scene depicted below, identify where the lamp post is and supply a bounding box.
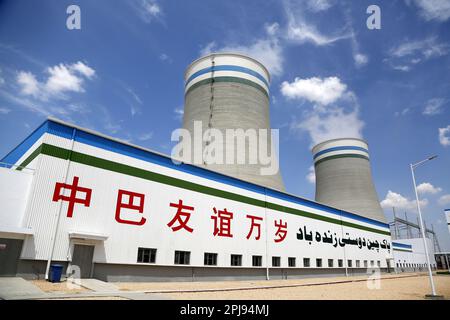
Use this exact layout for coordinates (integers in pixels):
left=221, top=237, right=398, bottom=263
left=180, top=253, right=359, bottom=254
left=410, top=155, right=441, bottom=298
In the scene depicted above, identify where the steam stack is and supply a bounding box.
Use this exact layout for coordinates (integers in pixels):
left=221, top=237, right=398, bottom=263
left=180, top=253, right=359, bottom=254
left=312, top=138, right=386, bottom=222
left=183, top=53, right=285, bottom=191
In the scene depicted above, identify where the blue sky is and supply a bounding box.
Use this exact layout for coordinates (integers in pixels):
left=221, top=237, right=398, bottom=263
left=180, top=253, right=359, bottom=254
left=0, top=0, right=449, bottom=250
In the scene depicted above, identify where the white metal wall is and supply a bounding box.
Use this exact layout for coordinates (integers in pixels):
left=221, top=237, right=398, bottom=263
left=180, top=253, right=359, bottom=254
left=16, top=130, right=392, bottom=269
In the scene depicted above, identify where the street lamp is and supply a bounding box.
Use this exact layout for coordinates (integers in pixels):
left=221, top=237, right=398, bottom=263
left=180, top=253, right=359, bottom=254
left=410, top=155, right=442, bottom=299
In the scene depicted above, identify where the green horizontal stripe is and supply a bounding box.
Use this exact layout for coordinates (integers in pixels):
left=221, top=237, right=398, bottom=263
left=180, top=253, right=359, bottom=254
left=16, top=145, right=43, bottom=171
left=20, top=143, right=390, bottom=236
left=315, top=154, right=370, bottom=166
left=185, top=76, right=269, bottom=98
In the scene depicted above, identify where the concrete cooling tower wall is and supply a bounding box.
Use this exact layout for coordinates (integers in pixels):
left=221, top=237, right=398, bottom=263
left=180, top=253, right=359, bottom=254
left=183, top=53, right=285, bottom=191
left=312, top=138, right=386, bottom=223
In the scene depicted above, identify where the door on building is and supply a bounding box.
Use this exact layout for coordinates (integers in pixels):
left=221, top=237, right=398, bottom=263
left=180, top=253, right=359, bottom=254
left=0, top=238, right=23, bottom=276
left=71, top=244, right=94, bottom=278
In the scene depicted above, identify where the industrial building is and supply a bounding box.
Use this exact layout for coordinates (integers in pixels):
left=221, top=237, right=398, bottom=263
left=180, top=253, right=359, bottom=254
left=0, top=53, right=437, bottom=281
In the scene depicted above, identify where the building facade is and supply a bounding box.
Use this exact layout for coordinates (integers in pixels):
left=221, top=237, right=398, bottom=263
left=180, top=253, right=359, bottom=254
left=0, top=119, right=394, bottom=281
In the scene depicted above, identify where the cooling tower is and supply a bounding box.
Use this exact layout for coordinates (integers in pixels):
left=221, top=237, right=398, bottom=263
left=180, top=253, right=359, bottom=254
left=183, top=52, right=285, bottom=191
left=312, top=138, right=386, bottom=222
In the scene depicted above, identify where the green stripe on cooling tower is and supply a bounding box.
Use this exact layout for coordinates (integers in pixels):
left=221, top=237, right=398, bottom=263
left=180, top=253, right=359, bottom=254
left=185, top=76, right=269, bottom=98
left=18, top=143, right=390, bottom=236
left=314, top=154, right=370, bottom=167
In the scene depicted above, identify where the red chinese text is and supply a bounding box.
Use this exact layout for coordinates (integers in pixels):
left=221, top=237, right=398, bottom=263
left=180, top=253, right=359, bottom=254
left=115, top=189, right=146, bottom=226
left=52, top=176, right=92, bottom=218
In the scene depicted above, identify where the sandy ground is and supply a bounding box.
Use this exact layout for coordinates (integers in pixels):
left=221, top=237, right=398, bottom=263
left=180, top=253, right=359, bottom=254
left=31, top=280, right=91, bottom=294
left=116, top=273, right=450, bottom=300
left=41, top=296, right=128, bottom=300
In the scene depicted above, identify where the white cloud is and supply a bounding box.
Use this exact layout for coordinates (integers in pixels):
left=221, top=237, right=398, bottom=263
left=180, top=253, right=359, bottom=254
left=395, top=107, right=410, bottom=117
left=17, top=71, right=40, bottom=97
left=159, top=53, right=172, bottom=63
left=292, top=106, right=364, bottom=146
left=439, top=125, right=450, bottom=147
left=0, top=89, right=49, bottom=116
left=174, top=106, right=184, bottom=120
left=354, top=53, right=368, bottom=67
left=0, top=107, right=11, bottom=114
left=45, top=63, right=84, bottom=94
left=280, top=76, right=347, bottom=106
left=137, top=132, right=153, bottom=141
left=392, top=65, right=411, bottom=72
left=265, top=22, right=280, bottom=36
left=0, top=69, right=4, bottom=86
left=409, top=0, right=450, bottom=22
left=132, top=0, right=163, bottom=23
left=423, top=98, right=446, bottom=116
left=286, top=20, right=350, bottom=46
left=284, top=76, right=364, bottom=146
left=438, top=194, right=450, bottom=206
left=307, top=0, right=335, bottom=12
left=16, top=61, right=95, bottom=100
left=284, top=2, right=350, bottom=47
left=387, top=37, right=449, bottom=71
left=200, top=32, right=284, bottom=77
left=123, top=86, right=143, bottom=116
left=380, top=190, right=428, bottom=211
left=306, top=166, right=316, bottom=184
left=71, top=61, right=95, bottom=79
left=390, top=37, right=448, bottom=58
left=417, top=182, right=442, bottom=194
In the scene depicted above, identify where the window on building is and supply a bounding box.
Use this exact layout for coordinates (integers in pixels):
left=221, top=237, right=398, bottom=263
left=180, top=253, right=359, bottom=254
left=377, top=261, right=381, bottom=267
left=396, top=263, right=399, bottom=268
left=204, top=252, right=218, bottom=266
left=252, top=255, right=262, bottom=267
left=316, top=258, right=322, bottom=268
left=338, top=259, right=343, bottom=267
left=303, top=258, right=310, bottom=267
left=328, top=259, right=333, bottom=267
left=272, top=256, right=281, bottom=267
left=356, top=260, right=360, bottom=268
left=231, top=254, right=242, bottom=266
left=137, top=247, right=157, bottom=263
left=364, top=260, right=368, bottom=268
left=174, top=250, right=190, bottom=265
left=370, top=260, right=374, bottom=267
left=347, top=260, right=352, bottom=268
left=288, top=257, right=296, bottom=267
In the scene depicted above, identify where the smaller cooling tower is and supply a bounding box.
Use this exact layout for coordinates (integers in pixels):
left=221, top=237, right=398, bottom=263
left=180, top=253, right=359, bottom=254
left=312, top=138, right=386, bottom=222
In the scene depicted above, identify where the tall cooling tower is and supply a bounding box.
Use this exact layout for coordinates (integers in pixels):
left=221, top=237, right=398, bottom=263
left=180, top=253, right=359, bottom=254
left=183, top=52, right=285, bottom=191
left=312, top=138, right=386, bottom=222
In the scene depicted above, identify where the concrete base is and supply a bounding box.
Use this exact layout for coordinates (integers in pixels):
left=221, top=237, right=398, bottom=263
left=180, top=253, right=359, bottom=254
left=93, top=263, right=377, bottom=282
left=16, top=259, right=68, bottom=280
left=12, top=259, right=388, bottom=283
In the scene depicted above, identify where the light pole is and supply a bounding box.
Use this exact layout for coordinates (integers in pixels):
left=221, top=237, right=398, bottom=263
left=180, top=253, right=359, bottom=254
left=410, top=155, right=441, bottom=298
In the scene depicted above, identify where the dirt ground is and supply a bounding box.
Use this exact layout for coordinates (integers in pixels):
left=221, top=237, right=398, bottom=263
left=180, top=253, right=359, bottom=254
left=117, top=273, right=450, bottom=300
left=31, top=280, right=91, bottom=294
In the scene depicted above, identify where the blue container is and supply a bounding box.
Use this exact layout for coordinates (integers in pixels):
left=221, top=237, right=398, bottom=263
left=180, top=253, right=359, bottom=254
left=49, top=264, right=64, bottom=283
